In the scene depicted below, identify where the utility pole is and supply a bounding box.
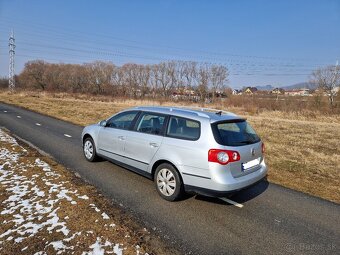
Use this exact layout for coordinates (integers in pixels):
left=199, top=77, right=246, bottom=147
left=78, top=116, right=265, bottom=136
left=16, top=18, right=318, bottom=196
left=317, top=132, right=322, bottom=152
left=9, top=30, right=15, bottom=90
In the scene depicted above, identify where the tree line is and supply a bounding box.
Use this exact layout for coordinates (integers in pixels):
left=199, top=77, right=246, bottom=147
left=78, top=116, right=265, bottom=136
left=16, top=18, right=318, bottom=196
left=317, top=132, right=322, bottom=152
left=1, top=59, right=338, bottom=109
left=13, top=60, right=229, bottom=101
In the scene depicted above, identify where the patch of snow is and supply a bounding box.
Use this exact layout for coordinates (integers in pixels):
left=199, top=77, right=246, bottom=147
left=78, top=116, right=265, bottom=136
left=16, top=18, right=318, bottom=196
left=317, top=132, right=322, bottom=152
left=63, top=232, right=81, bottom=242
left=78, top=195, right=89, bottom=200
left=113, top=243, right=123, bottom=255
left=56, top=189, right=74, bottom=202
left=0, top=129, right=19, bottom=145
left=6, top=236, right=14, bottom=241
left=82, top=238, right=124, bottom=255
left=33, top=251, right=46, bottom=255
left=89, top=204, right=101, bottom=212
left=101, top=213, right=110, bottom=220
left=15, top=237, right=24, bottom=243
left=83, top=238, right=105, bottom=255
left=136, top=245, right=141, bottom=255
left=49, top=240, right=67, bottom=251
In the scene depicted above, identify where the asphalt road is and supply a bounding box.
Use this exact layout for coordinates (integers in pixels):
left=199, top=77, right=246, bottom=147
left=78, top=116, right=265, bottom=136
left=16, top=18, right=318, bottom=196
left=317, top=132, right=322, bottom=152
left=0, top=102, right=339, bottom=255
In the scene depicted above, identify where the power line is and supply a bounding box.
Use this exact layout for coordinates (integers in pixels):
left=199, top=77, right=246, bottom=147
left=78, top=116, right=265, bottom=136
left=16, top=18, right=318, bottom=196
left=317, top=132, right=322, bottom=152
left=0, top=16, right=334, bottom=65
left=1, top=37, right=322, bottom=73
left=0, top=18, right=331, bottom=78
left=0, top=21, right=330, bottom=74
left=0, top=52, right=312, bottom=76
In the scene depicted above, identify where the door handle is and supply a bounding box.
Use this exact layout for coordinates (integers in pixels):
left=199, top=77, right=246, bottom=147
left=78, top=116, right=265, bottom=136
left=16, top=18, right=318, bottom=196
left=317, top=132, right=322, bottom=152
left=118, top=136, right=125, bottom=141
left=149, top=142, right=159, bottom=148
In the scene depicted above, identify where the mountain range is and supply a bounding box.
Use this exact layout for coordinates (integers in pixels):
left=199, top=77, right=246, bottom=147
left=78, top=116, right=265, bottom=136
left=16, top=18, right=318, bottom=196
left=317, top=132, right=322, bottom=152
left=254, top=82, right=317, bottom=91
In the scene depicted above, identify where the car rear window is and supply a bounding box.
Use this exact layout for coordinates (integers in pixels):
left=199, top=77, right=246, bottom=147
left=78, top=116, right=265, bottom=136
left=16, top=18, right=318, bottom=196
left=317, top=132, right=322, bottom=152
left=167, top=116, right=200, bottom=140
left=211, top=120, right=260, bottom=146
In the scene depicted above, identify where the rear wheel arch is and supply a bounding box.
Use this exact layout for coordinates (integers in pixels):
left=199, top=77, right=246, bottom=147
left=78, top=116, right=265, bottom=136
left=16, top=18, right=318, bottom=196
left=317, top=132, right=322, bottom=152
left=151, top=160, right=183, bottom=182
left=153, top=161, right=185, bottom=201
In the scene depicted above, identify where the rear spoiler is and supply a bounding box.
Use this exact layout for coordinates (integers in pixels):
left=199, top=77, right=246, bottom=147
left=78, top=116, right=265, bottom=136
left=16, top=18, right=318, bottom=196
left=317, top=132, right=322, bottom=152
left=211, top=118, right=247, bottom=124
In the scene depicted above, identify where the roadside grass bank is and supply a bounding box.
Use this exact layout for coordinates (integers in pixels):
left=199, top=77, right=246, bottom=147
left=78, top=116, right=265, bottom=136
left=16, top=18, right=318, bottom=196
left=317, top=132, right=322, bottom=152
left=0, top=128, right=180, bottom=255
left=1, top=90, right=339, bottom=203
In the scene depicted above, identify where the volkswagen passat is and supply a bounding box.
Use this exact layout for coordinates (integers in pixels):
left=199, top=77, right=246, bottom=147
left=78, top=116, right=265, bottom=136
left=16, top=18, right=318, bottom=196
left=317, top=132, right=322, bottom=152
left=81, top=106, right=267, bottom=201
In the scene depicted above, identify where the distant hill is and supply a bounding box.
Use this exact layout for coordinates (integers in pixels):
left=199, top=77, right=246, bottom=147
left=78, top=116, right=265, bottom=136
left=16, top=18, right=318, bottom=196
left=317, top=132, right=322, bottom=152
left=255, top=85, right=274, bottom=91
left=242, top=82, right=318, bottom=91
left=282, top=82, right=317, bottom=90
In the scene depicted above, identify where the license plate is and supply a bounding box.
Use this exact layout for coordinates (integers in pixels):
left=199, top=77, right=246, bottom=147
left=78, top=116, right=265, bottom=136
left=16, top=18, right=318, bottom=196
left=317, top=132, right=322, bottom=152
left=242, top=157, right=261, bottom=171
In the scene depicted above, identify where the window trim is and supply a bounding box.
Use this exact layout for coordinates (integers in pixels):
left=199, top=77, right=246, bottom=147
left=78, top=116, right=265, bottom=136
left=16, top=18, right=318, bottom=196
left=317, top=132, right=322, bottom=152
left=132, top=111, right=169, bottom=136
left=106, top=111, right=141, bottom=131
left=165, top=115, right=201, bottom=141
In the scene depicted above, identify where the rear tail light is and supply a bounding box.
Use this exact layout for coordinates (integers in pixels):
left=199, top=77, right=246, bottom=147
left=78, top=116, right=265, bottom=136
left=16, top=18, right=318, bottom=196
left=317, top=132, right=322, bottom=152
left=262, top=142, right=265, bottom=154
left=208, top=149, right=240, bottom=165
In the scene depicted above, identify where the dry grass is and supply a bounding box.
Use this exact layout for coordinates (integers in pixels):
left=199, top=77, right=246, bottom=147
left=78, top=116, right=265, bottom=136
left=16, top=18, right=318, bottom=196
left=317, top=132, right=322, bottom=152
left=0, top=129, right=180, bottom=254
left=248, top=116, right=340, bottom=203
left=1, top=90, right=339, bottom=203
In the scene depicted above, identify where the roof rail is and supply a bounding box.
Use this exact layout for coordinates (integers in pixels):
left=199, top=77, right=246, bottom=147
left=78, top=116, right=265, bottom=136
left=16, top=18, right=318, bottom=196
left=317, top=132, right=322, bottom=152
left=133, top=105, right=232, bottom=118
left=176, top=106, right=231, bottom=115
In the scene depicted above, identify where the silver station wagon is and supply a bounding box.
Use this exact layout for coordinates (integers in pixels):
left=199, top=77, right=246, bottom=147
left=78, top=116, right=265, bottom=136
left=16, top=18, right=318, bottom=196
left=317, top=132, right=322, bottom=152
left=81, top=106, right=268, bottom=201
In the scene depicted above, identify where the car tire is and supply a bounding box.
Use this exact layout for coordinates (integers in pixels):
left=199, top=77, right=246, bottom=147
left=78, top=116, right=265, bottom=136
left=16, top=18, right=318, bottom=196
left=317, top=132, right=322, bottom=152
left=83, top=137, right=98, bottom=162
left=154, top=163, right=184, bottom=201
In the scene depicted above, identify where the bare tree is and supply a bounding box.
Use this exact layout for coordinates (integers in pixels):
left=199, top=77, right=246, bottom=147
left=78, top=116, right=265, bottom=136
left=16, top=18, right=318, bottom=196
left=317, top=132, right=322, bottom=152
left=0, top=77, right=8, bottom=89
left=311, top=65, right=340, bottom=107
left=176, top=61, right=187, bottom=91
left=111, top=65, right=126, bottom=96
left=168, top=61, right=178, bottom=91
left=183, top=61, right=197, bottom=88
left=136, top=64, right=151, bottom=98
left=210, top=65, right=229, bottom=101
left=197, top=63, right=210, bottom=102
left=153, top=62, right=174, bottom=97
left=19, top=60, right=48, bottom=90
left=84, top=61, right=115, bottom=94
left=121, top=63, right=140, bottom=98
left=67, top=64, right=88, bottom=93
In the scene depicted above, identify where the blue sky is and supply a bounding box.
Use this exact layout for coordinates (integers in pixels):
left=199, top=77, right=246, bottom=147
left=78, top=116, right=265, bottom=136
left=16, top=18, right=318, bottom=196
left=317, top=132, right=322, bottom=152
left=0, top=0, right=339, bottom=88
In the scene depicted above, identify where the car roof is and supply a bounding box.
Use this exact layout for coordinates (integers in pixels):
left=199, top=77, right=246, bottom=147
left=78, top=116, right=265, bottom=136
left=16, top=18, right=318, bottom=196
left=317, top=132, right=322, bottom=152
left=130, top=106, right=244, bottom=123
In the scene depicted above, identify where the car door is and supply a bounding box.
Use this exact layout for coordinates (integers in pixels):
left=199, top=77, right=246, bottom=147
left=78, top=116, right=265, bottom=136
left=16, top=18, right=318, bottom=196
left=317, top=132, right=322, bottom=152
left=123, top=112, right=167, bottom=172
left=97, top=111, right=139, bottom=163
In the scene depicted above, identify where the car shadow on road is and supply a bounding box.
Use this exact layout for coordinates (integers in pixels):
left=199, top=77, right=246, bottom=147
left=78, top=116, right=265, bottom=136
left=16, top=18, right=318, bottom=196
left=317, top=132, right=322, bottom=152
left=193, top=179, right=270, bottom=205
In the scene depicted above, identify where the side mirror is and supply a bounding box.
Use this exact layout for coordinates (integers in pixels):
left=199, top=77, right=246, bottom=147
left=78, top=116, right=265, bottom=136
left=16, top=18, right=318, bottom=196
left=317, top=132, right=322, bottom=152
left=99, top=120, right=107, bottom=127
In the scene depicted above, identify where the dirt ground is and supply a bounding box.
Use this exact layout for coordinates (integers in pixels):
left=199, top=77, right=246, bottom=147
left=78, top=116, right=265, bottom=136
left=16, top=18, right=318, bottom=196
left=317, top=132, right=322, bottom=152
left=0, top=128, right=181, bottom=255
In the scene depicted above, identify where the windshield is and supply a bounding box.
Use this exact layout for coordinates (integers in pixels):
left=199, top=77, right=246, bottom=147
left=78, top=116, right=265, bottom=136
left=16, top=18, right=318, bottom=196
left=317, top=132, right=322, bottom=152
left=211, top=120, right=260, bottom=146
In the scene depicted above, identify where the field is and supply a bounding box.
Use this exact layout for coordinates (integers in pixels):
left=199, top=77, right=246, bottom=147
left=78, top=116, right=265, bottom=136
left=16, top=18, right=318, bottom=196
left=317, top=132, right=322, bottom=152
left=1, top=91, right=339, bottom=203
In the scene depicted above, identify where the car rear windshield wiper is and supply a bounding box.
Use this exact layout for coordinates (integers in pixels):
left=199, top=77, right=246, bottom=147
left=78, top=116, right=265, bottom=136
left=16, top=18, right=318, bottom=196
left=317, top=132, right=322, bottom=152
left=234, top=140, right=254, bottom=145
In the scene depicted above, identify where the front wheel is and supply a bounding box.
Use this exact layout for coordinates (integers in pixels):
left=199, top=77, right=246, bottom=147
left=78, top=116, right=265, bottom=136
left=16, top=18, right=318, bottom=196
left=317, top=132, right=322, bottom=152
left=154, top=163, right=184, bottom=201
left=83, top=137, right=98, bottom=162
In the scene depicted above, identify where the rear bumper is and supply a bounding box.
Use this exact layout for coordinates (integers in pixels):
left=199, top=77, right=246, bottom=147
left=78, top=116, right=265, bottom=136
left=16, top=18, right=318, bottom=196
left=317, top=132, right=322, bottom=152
left=184, top=175, right=267, bottom=197
left=180, top=160, right=268, bottom=197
